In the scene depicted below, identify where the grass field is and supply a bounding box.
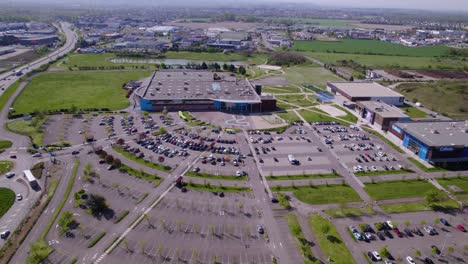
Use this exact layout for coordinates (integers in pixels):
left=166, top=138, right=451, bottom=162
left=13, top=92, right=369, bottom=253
left=361, top=126, right=405, bottom=154
left=437, top=177, right=468, bottom=199
left=282, top=64, right=343, bottom=85
left=285, top=214, right=317, bottom=263
left=0, top=187, right=15, bottom=218
left=331, top=104, right=358, bottom=123
left=266, top=173, right=339, bottom=180
left=276, top=111, right=302, bottom=123
left=364, top=179, right=437, bottom=200
left=0, top=160, right=14, bottom=174
left=262, top=84, right=302, bottom=94
left=395, top=81, right=468, bottom=119
left=380, top=200, right=460, bottom=214
left=0, top=140, right=12, bottom=152
left=290, top=18, right=354, bottom=28
left=276, top=94, right=313, bottom=107
left=6, top=117, right=47, bottom=146
left=293, top=39, right=450, bottom=57
left=399, top=106, right=427, bottom=118
left=355, top=169, right=414, bottom=177
left=302, top=52, right=467, bottom=70
left=0, top=81, right=20, bottom=112
left=298, top=109, right=347, bottom=124
left=308, top=213, right=356, bottom=264
left=323, top=206, right=375, bottom=218
left=272, top=184, right=361, bottom=204
left=185, top=171, right=246, bottom=181
left=13, top=71, right=151, bottom=115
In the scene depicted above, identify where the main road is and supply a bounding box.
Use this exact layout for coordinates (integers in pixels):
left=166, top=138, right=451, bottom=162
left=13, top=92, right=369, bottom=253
left=0, top=21, right=78, bottom=248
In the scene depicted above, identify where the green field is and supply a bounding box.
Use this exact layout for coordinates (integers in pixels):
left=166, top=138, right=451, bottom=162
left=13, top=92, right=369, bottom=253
left=276, top=111, right=302, bottom=123
left=323, top=206, right=375, bottom=218
left=289, top=18, right=354, bottom=28
left=437, top=177, right=468, bottom=200
left=293, top=39, right=450, bottom=57
left=262, top=84, right=302, bottom=94
left=12, top=71, right=151, bottom=115
left=364, top=180, right=437, bottom=200
left=0, top=140, right=12, bottom=152
left=272, top=184, right=362, bottom=204
left=276, top=94, right=314, bottom=107
left=380, top=200, right=460, bottom=214
left=298, top=109, right=348, bottom=124
left=282, top=64, right=343, bottom=85
left=285, top=214, right=317, bottom=263
left=395, top=81, right=468, bottom=119
left=308, top=213, right=356, bottom=264
left=0, top=187, right=15, bottom=218
left=0, top=160, right=13, bottom=174
left=6, top=117, right=47, bottom=146
left=302, top=52, right=467, bottom=70
left=331, top=104, right=358, bottom=123
left=399, top=106, right=427, bottom=118
left=0, top=81, right=21, bottom=112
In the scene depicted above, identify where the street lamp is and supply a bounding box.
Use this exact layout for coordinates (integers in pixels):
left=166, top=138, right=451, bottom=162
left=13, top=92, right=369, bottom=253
left=439, top=233, right=451, bottom=257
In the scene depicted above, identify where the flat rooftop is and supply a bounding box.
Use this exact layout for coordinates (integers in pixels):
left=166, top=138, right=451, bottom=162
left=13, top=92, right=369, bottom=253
left=329, top=82, right=403, bottom=98
left=142, top=70, right=261, bottom=102
left=395, top=121, right=468, bottom=147
left=357, top=101, right=409, bottom=118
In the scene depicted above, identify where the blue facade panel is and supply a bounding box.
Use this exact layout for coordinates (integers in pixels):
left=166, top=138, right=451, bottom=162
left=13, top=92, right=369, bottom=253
left=140, top=99, right=153, bottom=111
left=403, top=133, right=429, bottom=161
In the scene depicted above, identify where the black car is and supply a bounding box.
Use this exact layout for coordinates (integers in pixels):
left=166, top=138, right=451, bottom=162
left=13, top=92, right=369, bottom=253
left=384, top=230, right=393, bottom=239
left=404, top=229, right=413, bottom=237
left=367, top=252, right=377, bottom=261
left=364, top=224, right=374, bottom=233
left=72, top=151, right=80, bottom=155
left=376, top=232, right=385, bottom=241
left=0, top=231, right=10, bottom=239
left=440, top=218, right=450, bottom=226
left=413, top=228, right=424, bottom=236
left=423, top=257, right=434, bottom=264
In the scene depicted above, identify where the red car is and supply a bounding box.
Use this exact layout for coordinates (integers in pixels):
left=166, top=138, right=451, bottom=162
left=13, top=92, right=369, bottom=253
left=457, top=224, right=466, bottom=232
left=393, top=228, right=403, bottom=238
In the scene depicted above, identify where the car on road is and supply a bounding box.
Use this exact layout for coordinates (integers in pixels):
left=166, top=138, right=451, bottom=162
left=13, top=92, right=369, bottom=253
left=257, top=225, right=264, bottom=234
left=1, top=231, right=10, bottom=240
left=16, top=194, right=23, bottom=201
left=9, top=155, right=16, bottom=159
left=32, top=153, right=41, bottom=158
left=71, top=151, right=80, bottom=155
left=457, top=224, right=466, bottom=232
left=406, top=256, right=415, bottom=264
left=5, top=172, right=15, bottom=178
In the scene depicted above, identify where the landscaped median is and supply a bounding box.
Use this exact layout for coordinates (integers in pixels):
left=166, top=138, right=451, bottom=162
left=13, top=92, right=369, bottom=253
left=182, top=181, right=251, bottom=193
left=0, top=160, right=14, bottom=174
left=354, top=169, right=414, bottom=177
left=266, top=172, right=340, bottom=181
left=0, top=140, right=12, bottom=153
left=0, top=187, right=15, bottom=218
left=185, top=171, right=247, bottom=181
left=285, top=214, right=318, bottom=263
left=6, top=116, right=48, bottom=147
left=364, top=179, right=437, bottom=200
left=380, top=200, right=460, bottom=214
left=308, top=213, right=355, bottom=264
left=112, top=145, right=172, bottom=172
left=271, top=184, right=362, bottom=204
left=118, top=164, right=162, bottom=187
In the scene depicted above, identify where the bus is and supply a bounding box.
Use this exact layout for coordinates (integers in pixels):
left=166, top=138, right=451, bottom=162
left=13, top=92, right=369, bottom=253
left=288, top=154, right=299, bottom=165
left=23, top=170, right=39, bottom=189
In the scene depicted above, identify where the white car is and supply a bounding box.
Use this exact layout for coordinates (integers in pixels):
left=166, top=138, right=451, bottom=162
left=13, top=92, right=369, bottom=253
left=372, top=251, right=382, bottom=261
left=386, top=221, right=394, bottom=229
left=406, top=256, right=415, bottom=264
left=32, top=153, right=41, bottom=158
left=236, top=171, right=242, bottom=177
left=16, top=194, right=23, bottom=201
left=5, top=172, right=15, bottom=178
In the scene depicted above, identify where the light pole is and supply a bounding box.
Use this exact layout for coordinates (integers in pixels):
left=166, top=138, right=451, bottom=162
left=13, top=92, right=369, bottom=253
left=439, top=233, right=451, bottom=257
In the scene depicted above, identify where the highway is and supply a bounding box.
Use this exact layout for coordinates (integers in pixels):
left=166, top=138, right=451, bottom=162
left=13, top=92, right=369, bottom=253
left=0, top=21, right=78, bottom=248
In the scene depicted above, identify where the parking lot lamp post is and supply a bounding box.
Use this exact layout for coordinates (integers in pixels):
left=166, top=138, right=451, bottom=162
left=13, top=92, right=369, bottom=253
left=439, top=233, right=451, bottom=257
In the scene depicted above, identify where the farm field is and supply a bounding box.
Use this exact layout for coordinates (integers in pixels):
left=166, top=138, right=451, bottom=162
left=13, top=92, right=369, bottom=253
left=0, top=187, right=15, bottom=218
left=293, top=39, right=450, bottom=57
left=395, top=81, right=468, bottom=119
left=12, top=70, right=151, bottom=115
left=301, top=52, right=467, bottom=70
left=278, top=18, right=355, bottom=28
left=364, top=180, right=438, bottom=200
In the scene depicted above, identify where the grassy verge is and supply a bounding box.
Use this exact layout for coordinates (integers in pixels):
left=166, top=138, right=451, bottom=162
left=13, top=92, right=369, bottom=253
left=437, top=177, right=468, bottom=199
left=323, top=206, right=376, bottom=218
left=355, top=169, right=414, bottom=177
left=135, top=193, right=148, bottom=204
left=0, top=81, right=20, bottom=112
left=361, top=127, right=405, bottom=154
left=276, top=111, right=302, bottom=123
left=266, top=173, right=339, bottom=181
left=331, top=104, right=358, bottom=123
left=0, top=188, right=15, bottom=218
left=87, top=232, right=106, bottom=248
left=183, top=182, right=250, bottom=193
left=0, top=160, right=14, bottom=174
left=0, top=140, right=12, bottom=152
left=113, top=146, right=172, bottom=172
left=308, top=213, right=355, bottom=264
left=277, top=193, right=292, bottom=210
left=6, top=117, right=48, bottom=147
left=252, top=125, right=290, bottom=134
left=113, top=210, right=129, bottom=224
left=297, top=109, right=348, bottom=124
left=118, top=164, right=162, bottom=187
left=380, top=200, right=460, bottom=214
left=185, top=171, right=246, bottom=181
left=364, top=179, right=437, bottom=200
left=408, top=158, right=446, bottom=172
left=272, top=184, right=362, bottom=204
left=399, top=106, right=427, bottom=118
left=285, top=214, right=317, bottom=263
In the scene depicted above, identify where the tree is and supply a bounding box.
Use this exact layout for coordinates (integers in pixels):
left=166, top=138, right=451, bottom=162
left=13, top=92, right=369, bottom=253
left=425, top=190, right=448, bottom=205
left=238, top=65, right=246, bottom=75
left=414, top=249, right=421, bottom=257
left=447, top=246, right=454, bottom=255
left=222, top=63, right=228, bottom=71
left=229, top=64, right=236, bottom=72
left=214, top=62, right=220, bottom=71
left=105, top=154, right=114, bottom=164
left=380, top=246, right=390, bottom=259
left=86, top=194, right=108, bottom=217
left=112, top=158, right=122, bottom=168
left=201, top=62, right=208, bottom=70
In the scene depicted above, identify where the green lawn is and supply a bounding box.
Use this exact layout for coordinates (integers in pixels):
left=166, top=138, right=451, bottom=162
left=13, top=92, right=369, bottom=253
left=266, top=173, right=339, bottom=180
left=0, top=160, right=14, bottom=174
left=0, top=187, right=15, bottom=218
left=118, top=164, right=162, bottom=187
left=62, top=53, right=117, bottom=68
left=355, top=169, right=414, bottom=177
left=6, top=117, right=47, bottom=147
left=275, top=111, right=302, bottom=123
left=164, top=51, right=253, bottom=61
left=276, top=101, right=297, bottom=110
left=408, top=158, right=446, bottom=172
left=0, top=81, right=20, bottom=112
left=298, top=109, right=347, bottom=124
left=185, top=171, right=246, bottom=181
left=396, top=81, right=468, bottom=119
left=276, top=94, right=314, bottom=107
left=331, top=104, right=358, bottom=123
left=13, top=71, right=151, bottom=115
left=364, top=179, right=437, bottom=200
left=272, top=184, right=362, bottom=204
left=308, top=213, right=356, bottom=264
left=380, top=200, right=460, bottom=214
left=302, top=52, right=467, bottom=70
left=183, top=181, right=250, bottom=193
left=0, top=140, right=12, bottom=152
left=399, top=106, right=427, bottom=118
left=285, top=214, right=318, bottom=263
left=262, top=84, right=302, bottom=94
left=437, top=177, right=468, bottom=197
left=323, top=206, right=375, bottom=218
left=293, top=39, right=450, bottom=57
left=283, top=64, right=343, bottom=85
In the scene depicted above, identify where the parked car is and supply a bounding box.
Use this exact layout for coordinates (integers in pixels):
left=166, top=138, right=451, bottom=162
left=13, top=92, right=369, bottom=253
left=456, top=224, right=466, bottom=232
left=353, top=232, right=363, bottom=241
left=406, top=256, right=415, bottom=264
left=0, top=231, right=10, bottom=239
left=440, top=218, right=450, bottom=226
left=386, top=221, right=394, bottom=229
left=423, top=257, right=434, bottom=264
left=393, top=228, right=403, bottom=238
left=376, top=232, right=385, bottom=240
left=367, top=252, right=377, bottom=261
left=372, top=251, right=382, bottom=261
left=5, top=172, right=15, bottom=178
left=257, top=225, right=264, bottom=234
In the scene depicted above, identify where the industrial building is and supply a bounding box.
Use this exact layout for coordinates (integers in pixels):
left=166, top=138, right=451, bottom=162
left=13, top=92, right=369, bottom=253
left=389, top=121, right=468, bottom=165
left=327, top=82, right=405, bottom=106
left=135, top=70, right=276, bottom=112
left=0, top=46, right=15, bottom=55
left=356, top=101, right=410, bottom=131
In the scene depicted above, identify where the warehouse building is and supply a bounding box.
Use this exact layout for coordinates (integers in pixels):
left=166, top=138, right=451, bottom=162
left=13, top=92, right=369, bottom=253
left=327, top=82, right=405, bottom=106
left=356, top=101, right=410, bottom=131
left=389, top=121, right=468, bottom=165
left=135, top=70, right=276, bottom=113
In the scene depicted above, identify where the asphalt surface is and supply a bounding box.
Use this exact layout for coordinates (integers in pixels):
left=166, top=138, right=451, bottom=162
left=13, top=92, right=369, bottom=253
left=0, top=22, right=78, bottom=248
